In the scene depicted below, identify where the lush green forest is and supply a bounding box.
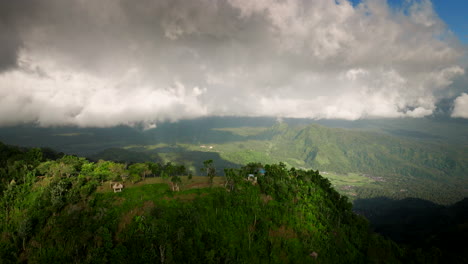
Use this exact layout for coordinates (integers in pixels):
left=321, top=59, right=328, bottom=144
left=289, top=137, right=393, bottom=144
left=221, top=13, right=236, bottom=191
left=3, top=141, right=462, bottom=263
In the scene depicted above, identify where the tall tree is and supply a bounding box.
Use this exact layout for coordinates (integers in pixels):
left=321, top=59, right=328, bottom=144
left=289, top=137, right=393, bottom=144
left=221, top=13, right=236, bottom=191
left=128, top=163, right=151, bottom=183
left=201, top=160, right=215, bottom=185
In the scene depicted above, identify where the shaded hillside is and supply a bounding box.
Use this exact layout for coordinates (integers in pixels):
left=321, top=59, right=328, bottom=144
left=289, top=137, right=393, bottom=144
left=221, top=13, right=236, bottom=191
left=354, top=197, right=468, bottom=263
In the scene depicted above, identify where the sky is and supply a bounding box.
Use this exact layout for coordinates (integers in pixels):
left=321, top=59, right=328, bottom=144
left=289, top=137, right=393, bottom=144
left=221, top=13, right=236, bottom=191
left=0, top=0, right=467, bottom=128
left=350, top=0, right=468, bottom=43
left=416, top=0, right=467, bottom=44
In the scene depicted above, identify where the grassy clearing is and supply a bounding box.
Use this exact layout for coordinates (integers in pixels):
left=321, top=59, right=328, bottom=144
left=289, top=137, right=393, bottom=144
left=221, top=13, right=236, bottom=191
left=97, top=176, right=227, bottom=193
left=321, top=171, right=378, bottom=198
left=324, top=172, right=375, bottom=186
left=92, top=182, right=221, bottom=240
left=93, top=179, right=226, bottom=233
left=95, top=170, right=378, bottom=201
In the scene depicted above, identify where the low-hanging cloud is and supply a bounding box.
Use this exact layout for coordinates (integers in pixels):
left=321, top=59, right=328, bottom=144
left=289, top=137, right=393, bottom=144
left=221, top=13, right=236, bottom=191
left=452, top=93, right=468, bottom=118
left=0, top=0, right=466, bottom=127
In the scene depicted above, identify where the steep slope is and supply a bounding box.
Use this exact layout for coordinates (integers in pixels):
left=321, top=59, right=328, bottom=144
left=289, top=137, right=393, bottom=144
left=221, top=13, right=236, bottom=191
left=0, top=144, right=406, bottom=263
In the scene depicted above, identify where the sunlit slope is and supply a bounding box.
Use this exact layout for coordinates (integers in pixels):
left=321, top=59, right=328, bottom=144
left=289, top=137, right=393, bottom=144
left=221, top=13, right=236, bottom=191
left=267, top=123, right=466, bottom=178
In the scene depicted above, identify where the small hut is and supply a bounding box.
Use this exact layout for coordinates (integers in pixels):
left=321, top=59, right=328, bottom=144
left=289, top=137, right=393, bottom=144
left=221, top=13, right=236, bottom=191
left=247, top=174, right=257, bottom=183
left=112, top=183, right=124, bottom=193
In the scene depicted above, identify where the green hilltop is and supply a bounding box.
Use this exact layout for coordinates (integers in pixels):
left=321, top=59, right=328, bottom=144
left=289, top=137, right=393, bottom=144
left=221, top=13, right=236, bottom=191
left=0, top=141, right=440, bottom=263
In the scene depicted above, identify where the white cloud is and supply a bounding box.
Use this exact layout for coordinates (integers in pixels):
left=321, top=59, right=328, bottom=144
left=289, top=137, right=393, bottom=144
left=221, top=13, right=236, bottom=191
left=0, top=53, right=207, bottom=127
left=0, top=0, right=465, bottom=127
left=452, top=93, right=468, bottom=118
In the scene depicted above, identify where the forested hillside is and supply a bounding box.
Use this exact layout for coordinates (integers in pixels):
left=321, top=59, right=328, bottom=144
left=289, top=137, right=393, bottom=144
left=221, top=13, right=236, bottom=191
left=0, top=141, right=444, bottom=263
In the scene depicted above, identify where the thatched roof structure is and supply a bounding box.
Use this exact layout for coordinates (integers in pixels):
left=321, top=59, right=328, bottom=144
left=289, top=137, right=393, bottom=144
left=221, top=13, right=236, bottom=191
left=112, top=183, right=124, bottom=192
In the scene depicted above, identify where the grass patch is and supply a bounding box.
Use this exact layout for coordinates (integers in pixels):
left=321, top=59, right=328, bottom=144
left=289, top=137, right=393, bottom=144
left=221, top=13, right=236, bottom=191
left=97, top=176, right=227, bottom=193
left=320, top=171, right=378, bottom=198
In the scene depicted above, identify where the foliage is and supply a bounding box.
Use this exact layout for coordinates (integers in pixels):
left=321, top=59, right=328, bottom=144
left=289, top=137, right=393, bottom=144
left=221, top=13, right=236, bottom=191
left=0, top=141, right=465, bottom=263
left=201, top=159, right=216, bottom=184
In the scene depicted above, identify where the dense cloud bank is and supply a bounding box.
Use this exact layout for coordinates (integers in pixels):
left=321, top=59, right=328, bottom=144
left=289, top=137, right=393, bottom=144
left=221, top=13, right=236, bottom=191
left=0, top=0, right=466, bottom=127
